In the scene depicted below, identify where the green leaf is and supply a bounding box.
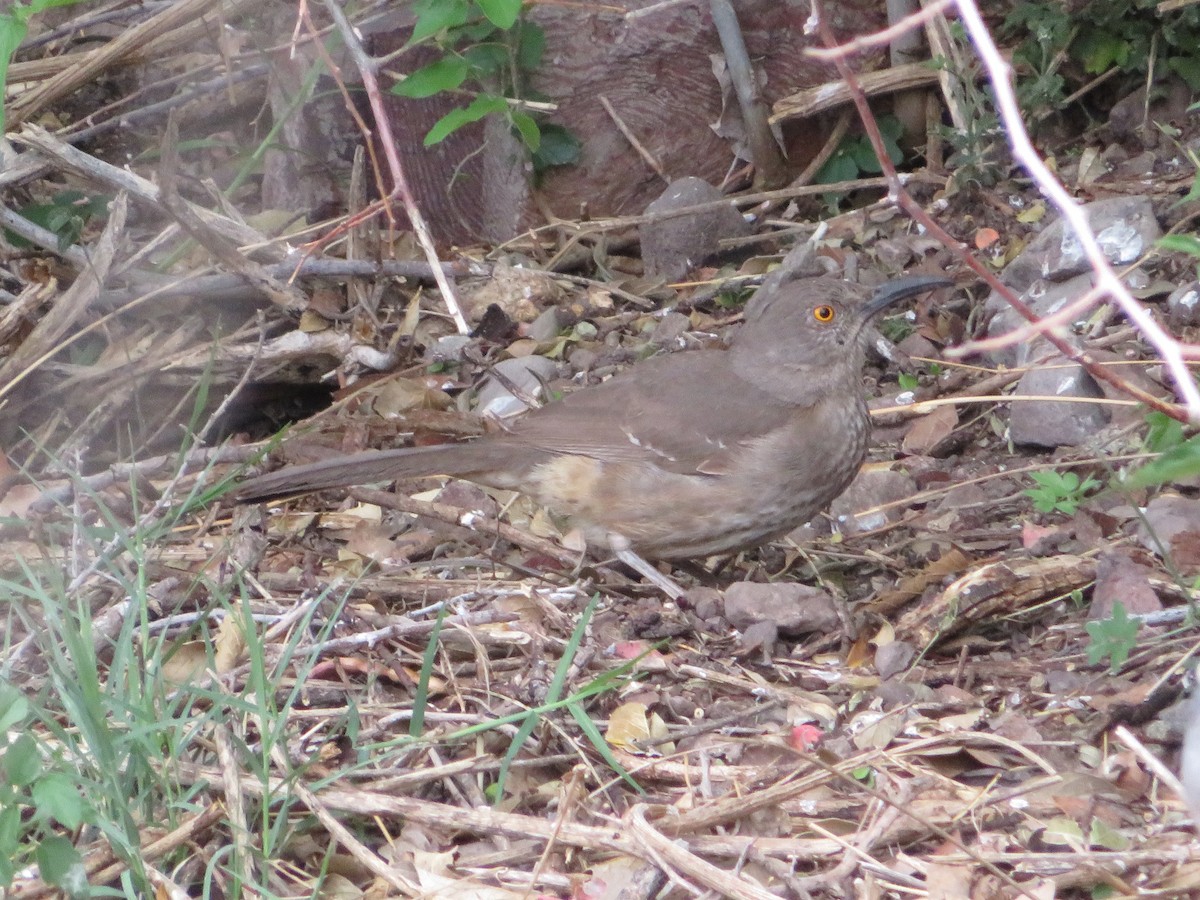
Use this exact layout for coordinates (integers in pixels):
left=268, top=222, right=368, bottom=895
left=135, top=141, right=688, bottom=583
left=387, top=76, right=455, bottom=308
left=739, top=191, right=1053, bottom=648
left=1025, top=469, right=1099, bottom=515
left=476, top=0, right=522, bottom=30
left=511, top=111, right=540, bottom=151
left=879, top=115, right=904, bottom=141
left=495, top=595, right=599, bottom=802
left=35, top=834, right=86, bottom=897
left=568, top=702, right=643, bottom=793
left=881, top=134, right=904, bottom=164
left=517, top=22, right=546, bottom=70
left=32, top=773, right=85, bottom=830
left=423, top=94, right=507, bottom=146
left=1073, top=27, right=1130, bottom=74
left=1169, top=53, right=1200, bottom=93
left=4, top=191, right=109, bottom=251
left=1121, top=433, right=1200, bottom=490
left=1085, top=602, right=1140, bottom=672
left=464, top=42, right=507, bottom=74
left=815, top=152, right=859, bottom=185
left=850, top=138, right=883, bottom=174
left=0, top=12, right=29, bottom=134
left=1089, top=816, right=1130, bottom=851
left=1159, top=233, right=1200, bottom=258
left=1043, top=815, right=1085, bottom=844
left=409, top=604, right=448, bottom=738
left=392, top=56, right=470, bottom=98
left=852, top=765, right=875, bottom=785
left=0, top=812, right=17, bottom=887
left=1171, top=171, right=1200, bottom=209
left=0, top=683, right=29, bottom=734
left=452, top=18, right=499, bottom=42
left=0, top=802, right=21, bottom=858
left=531, top=124, right=580, bottom=170
left=1144, top=410, right=1185, bottom=454
left=408, top=0, right=469, bottom=45
left=4, top=733, right=41, bottom=787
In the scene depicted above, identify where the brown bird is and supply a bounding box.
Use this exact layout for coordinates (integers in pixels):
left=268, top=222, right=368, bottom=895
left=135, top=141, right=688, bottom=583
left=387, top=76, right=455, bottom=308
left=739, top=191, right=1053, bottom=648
left=237, top=275, right=948, bottom=589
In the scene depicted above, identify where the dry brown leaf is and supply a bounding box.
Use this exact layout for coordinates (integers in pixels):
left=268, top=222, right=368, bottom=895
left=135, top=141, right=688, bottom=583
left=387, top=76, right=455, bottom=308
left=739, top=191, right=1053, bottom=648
left=902, top=405, right=958, bottom=454
left=924, top=861, right=974, bottom=900
left=411, top=849, right=526, bottom=898
left=606, top=702, right=652, bottom=752
left=372, top=378, right=452, bottom=417
left=401, top=293, right=422, bottom=336
left=1091, top=562, right=1162, bottom=619
left=871, top=548, right=973, bottom=615
left=0, top=481, right=38, bottom=518
left=160, top=641, right=208, bottom=688
left=851, top=708, right=909, bottom=751
left=579, top=856, right=664, bottom=900
left=974, top=227, right=1000, bottom=250
left=213, top=614, right=245, bottom=674
left=0, top=453, right=37, bottom=517
left=299, top=308, right=332, bottom=332
left=263, top=509, right=317, bottom=532
left=344, top=522, right=402, bottom=563
left=845, top=633, right=872, bottom=668
left=306, top=286, right=344, bottom=320
left=315, top=873, right=364, bottom=900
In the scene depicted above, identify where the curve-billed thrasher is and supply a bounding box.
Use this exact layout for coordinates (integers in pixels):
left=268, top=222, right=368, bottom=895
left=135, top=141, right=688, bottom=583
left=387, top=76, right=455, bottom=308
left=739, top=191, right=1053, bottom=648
left=237, top=275, right=949, bottom=582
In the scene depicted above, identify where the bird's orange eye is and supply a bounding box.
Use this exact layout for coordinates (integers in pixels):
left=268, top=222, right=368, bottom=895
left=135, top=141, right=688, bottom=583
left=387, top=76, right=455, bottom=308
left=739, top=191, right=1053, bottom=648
left=813, top=305, right=835, bottom=323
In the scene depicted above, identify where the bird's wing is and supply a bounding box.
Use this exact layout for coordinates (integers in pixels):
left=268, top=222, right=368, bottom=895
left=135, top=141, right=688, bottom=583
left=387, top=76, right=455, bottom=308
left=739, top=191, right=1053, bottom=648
left=507, top=350, right=800, bottom=476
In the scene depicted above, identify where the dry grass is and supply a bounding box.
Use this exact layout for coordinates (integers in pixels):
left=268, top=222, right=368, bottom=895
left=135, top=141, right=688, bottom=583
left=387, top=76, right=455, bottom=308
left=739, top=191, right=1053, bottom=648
left=3, top=2, right=1200, bottom=898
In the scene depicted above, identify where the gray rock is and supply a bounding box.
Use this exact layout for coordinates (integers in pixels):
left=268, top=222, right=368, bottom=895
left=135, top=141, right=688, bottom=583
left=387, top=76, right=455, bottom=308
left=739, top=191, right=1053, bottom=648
left=1108, top=78, right=1193, bottom=139
left=1114, top=150, right=1157, bottom=180
left=640, top=177, right=750, bottom=281
left=875, top=640, right=916, bottom=680
left=1008, top=357, right=1109, bottom=447
left=648, top=311, right=693, bottom=347
left=1042, top=196, right=1159, bottom=280
left=987, top=273, right=1094, bottom=369
left=527, top=305, right=572, bottom=344
left=896, top=331, right=938, bottom=361
left=1168, top=281, right=1200, bottom=329
left=994, top=197, right=1158, bottom=293
left=475, top=355, right=560, bottom=421
left=829, top=468, right=918, bottom=534
left=722, top=582, right=839, bottom=637
left=1089, top=348, right=1171, bottom=428
left=984, top=197, right=1161, bottom=366
left=430, top=334, right=473, bottom=363
left=1139, top=495, right=1200, bottom=572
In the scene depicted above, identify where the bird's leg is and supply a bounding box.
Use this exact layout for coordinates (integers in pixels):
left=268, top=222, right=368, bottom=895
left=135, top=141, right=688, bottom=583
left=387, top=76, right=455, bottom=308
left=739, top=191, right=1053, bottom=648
left=607, top=534, right=685, bottom=600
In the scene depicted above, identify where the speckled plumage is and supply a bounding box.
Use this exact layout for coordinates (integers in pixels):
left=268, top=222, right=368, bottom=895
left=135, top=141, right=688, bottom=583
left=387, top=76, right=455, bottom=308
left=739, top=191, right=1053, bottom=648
left=236, top=276, right=949, bottom=560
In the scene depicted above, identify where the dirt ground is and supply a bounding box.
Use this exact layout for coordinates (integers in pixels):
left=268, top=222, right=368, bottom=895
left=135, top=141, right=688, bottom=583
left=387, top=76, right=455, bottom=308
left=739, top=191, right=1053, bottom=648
left=4, top=1, right=1200, bottom=898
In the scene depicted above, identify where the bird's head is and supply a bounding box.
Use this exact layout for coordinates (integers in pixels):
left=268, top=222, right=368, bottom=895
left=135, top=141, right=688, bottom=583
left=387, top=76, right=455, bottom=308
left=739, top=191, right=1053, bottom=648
left=729, top=275, right=950, bottom=404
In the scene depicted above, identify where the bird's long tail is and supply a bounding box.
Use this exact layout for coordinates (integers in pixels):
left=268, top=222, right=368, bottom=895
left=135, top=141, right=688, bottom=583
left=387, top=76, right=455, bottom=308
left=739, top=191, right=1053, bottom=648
left=234, top=441, right=506, bottom=504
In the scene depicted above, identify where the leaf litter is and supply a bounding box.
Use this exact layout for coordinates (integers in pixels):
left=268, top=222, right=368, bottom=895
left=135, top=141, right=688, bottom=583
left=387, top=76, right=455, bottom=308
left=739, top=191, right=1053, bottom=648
left=4, top=3, right=1200, bottom=898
